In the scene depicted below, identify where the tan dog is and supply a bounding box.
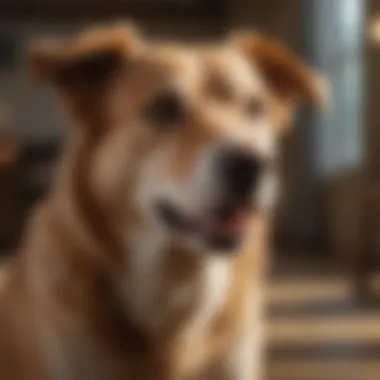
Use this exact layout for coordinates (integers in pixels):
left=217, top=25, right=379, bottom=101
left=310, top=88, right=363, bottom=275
left=0, top=24, right=326, bottom=380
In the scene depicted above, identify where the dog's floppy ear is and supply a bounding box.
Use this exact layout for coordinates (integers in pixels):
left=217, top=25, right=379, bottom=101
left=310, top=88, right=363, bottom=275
left=29, top=24, right=142, bottom=88
left=232, top=32, right=328, bottom=108
left=29, top=24, right=143, bottom=128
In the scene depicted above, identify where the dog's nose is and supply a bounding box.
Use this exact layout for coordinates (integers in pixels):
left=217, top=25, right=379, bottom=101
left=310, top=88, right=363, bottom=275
left=218, top=146, right=265, bottom=203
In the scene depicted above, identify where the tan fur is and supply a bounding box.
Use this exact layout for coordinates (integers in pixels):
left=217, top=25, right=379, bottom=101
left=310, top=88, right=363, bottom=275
left=0, top=24, right=326, bottom=380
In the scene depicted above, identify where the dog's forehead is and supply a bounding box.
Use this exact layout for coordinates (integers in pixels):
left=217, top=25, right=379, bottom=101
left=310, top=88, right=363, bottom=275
left=140, top=44, right=200, bottom=89
left=200, top=47, right=263, bottom=91
left=142, top=44, right=264, bottom=93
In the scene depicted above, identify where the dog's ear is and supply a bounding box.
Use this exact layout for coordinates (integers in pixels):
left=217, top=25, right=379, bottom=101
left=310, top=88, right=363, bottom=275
left=29, top=24, right=142, bottom=89
left=232, top=32, right=328, bottom=109
left=29, top=24, right=143, bottom=128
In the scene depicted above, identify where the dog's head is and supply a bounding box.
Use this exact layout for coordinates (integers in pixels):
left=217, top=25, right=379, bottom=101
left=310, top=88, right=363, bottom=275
left=30, top=25, right=327, bottom=256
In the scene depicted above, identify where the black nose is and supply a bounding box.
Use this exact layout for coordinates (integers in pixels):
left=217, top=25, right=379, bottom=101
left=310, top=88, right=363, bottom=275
left=218, top=147, right=265, bottom=203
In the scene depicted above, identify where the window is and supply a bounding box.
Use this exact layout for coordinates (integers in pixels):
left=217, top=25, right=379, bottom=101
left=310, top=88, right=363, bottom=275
left=311, top=0, right=364, bottom=177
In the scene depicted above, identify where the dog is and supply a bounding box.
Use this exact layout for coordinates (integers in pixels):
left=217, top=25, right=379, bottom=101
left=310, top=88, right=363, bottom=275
left=0, top=24, right=326, bottom=380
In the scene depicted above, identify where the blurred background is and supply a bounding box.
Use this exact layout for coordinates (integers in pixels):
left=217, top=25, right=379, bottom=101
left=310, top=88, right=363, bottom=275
left=0, top=0, right=379, bottom=379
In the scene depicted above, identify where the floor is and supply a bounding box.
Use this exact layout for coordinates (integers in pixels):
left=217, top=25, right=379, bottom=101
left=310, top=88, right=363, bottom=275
left=266, top=257, right=380, bottom=380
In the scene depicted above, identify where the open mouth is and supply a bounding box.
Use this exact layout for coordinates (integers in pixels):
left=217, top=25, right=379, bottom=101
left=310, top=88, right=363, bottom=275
left=155, top=200, right=253, bottom=252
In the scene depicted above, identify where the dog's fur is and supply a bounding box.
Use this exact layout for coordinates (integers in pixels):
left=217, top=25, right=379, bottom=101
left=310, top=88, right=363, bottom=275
left=0, top=24, right=326, bottom=380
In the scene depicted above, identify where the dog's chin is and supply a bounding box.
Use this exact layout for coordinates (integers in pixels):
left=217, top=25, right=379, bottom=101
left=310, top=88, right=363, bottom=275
left=154, top=200, right=255, bottom=255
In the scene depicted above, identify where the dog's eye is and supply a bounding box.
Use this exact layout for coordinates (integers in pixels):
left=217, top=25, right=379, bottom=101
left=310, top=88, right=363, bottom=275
left=145, top=91, right=186, bottom=127
left=245, top=97, right=267, bottom=119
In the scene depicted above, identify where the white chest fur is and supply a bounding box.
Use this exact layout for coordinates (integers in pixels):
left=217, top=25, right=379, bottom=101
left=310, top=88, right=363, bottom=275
left=192, top=257, right=231, bottom=329
left=126, top=226, right=232, bottom=333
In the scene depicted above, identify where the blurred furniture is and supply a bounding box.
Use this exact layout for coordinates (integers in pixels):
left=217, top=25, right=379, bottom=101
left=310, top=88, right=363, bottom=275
left=0, top=139, right=23, bottom=251
left=354, top=179, right=380, bottom=301
left=0, top=0, right=224, bottom=24
left=326, top=171, right=380, bottom=302
left=327, top=172, right=365, bottom=265
left=0, top=140, right=59, bottom=253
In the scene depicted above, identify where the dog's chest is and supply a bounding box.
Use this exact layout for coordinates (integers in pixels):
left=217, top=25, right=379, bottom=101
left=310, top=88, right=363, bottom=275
left=127, top=228, right=232, bottom=334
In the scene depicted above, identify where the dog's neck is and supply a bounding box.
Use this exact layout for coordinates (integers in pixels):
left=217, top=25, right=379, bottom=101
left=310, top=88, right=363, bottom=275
left=123, top=221, right=233, bottom=334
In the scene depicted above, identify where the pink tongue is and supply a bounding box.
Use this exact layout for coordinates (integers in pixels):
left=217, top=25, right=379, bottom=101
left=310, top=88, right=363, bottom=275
left=207, top=213, right=250, bottom=235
